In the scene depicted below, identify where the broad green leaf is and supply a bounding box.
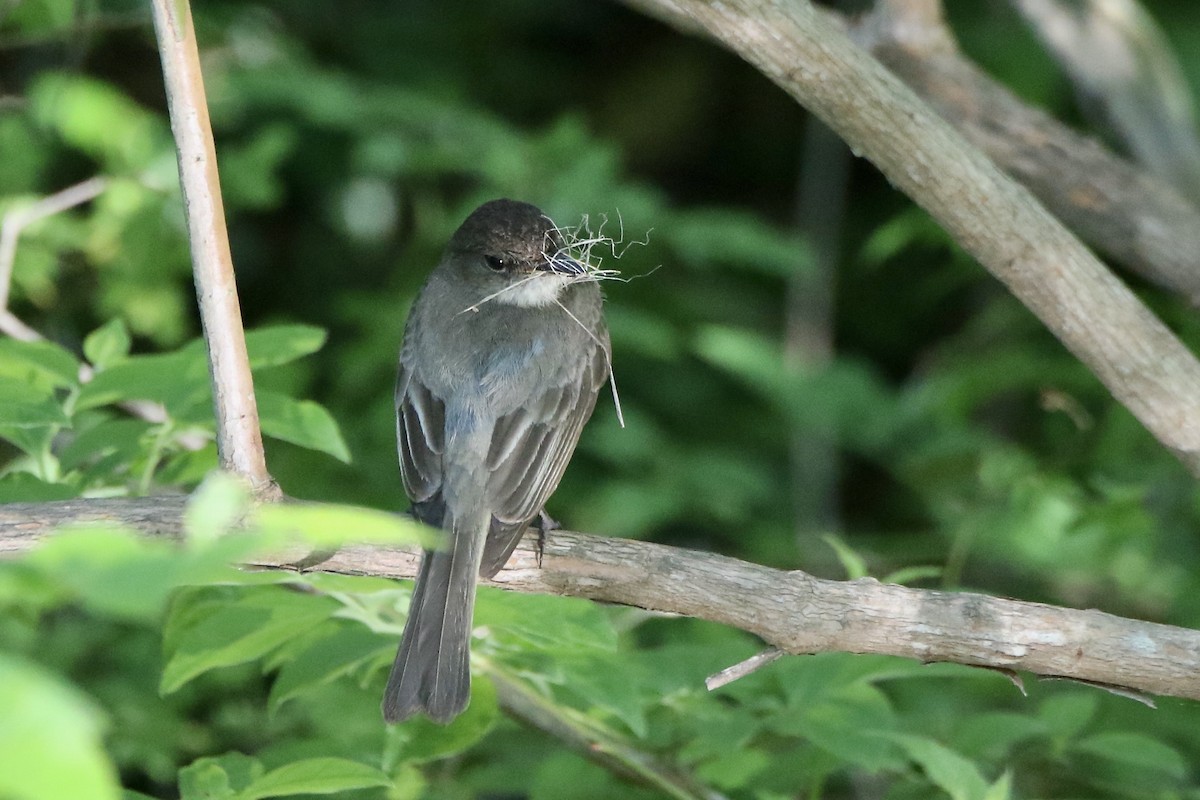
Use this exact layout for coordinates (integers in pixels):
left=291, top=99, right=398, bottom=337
left=244, top=324, right=327, bottom=369
left=953, top=712, right=1048, bottom=760
left=982, top=771, right=1013, bottom=800
left=1073, top=731, right=1187, bottom=779
left=75, top=351, right=208, bottom=412
left=0, top=472, right=77, bottom=503
left=0, top=376, right=69, bottom=427
left=161, top=586, right=339, bottom=694
left=0, top=655, right=121, bottom=800
left=0, top=337, right=80, bottom=389
left=180, top=753, right=262, bottom=800
left=83, top=319, right=132, bottom=369
left=252, top=501, right=432, bottom=547
left=237, top=757, right=389, bottom=799
left=389, top=676, right=499, bottom=762
left=474, top=589, right=617, bottom=654
left=184, top=472, right=254, bottom=545
left=256, top=390, right=351, bottom=463
left=31, top=72, right=171, bottom=172
left=666, top=208, right=810, bottom=277
left=773, top=683, right=903, bottom=772
left=551, top=651, right=649, bottom=737
left=1038, top=692, right=1098, bottom=741
left=695, top=747, right=770, bottom=790
left=178, top=325, right=326, bottom=371
left=23, top=526, right=258, bottom=623
left=888, top=734, right=990, bottom=800
left=58, top=417, right=150, bottom=469
left=268, top=624, right=391, bottom=713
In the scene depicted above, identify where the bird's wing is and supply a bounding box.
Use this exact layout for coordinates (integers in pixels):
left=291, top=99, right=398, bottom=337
left=479, top=326, right=610, bottom=577
left=396, top=360, right=446, bottom=526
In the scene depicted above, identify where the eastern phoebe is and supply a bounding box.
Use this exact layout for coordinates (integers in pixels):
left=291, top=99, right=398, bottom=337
left=383, top=199, right=610, bottom=724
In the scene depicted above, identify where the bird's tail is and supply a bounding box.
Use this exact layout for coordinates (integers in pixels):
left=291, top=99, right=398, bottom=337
left=382, top=511, right=487, bottom=724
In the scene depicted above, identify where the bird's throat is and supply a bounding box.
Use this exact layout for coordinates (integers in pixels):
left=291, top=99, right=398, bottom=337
left=495, top=274, right=572, bottom=308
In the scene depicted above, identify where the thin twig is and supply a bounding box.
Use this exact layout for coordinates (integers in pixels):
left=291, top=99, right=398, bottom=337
left=0, top=177, right=108, bottom=311
left=149, top=0, right=276, bottom=497
left=705, top=647, right=784, bottom=691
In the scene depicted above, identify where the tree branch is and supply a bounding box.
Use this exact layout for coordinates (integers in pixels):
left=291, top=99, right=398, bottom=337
left=621, top=0, right=1200, bottom=475
left=150, top=0, right=276, bottom=496
left=3, top=497, right=1198, bottom=703
left=0, top=177, right=109, bottom=331
left=852, top=0, right=1200, bottom=304
left=489, top=668, right=729, bottom=800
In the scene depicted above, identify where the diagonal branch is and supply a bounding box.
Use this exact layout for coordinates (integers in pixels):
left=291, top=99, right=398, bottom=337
left=150, top=0, right=276, bottom=497
left=0, top=177, right=108, bottom=341
left=3, top=496, right=1198, bottom=703
left=622, top=0, right=1200, bottom=475
left=852, top=0, right=1200, bottom=304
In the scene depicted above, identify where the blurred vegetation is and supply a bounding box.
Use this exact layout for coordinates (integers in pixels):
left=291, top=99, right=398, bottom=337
left=3, top=0, right=1200, bottom=798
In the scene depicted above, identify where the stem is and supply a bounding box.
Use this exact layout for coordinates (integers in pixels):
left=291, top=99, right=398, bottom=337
left=149, top=0, right=276, bottom=497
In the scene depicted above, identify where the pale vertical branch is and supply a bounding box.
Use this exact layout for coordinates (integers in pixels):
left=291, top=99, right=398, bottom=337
left=149, top=0, right=276, bottom=496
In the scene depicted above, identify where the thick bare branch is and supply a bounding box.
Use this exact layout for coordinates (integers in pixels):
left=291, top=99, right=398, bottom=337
left=150, top=0, right=275, bottom=496
left=623, top=0, right=1200, bottom=474
left=853, top=0, right=1200, bottom=304
left=3, top=497, right=1198, bottom=703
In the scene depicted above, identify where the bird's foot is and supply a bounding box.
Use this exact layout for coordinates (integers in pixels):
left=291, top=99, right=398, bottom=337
left=533, top=510, right=560, bottom=568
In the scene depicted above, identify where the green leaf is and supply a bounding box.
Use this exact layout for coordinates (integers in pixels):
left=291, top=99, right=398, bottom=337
left=161, top=586, right=339, bottom=694
left=256, top=390, right=351, bottom=462
left=184, top=472, right=254, bottom=545
left=83, top=318, right=132, bottom=369
left=23, top=526, right=260, bottom=623
left=252, top=502, right=432, bottom=547
left=475, top=589, right=617, bottom=654
left=0, top=655, right=121, bottom=800
left=821, top=534, right=868, bottom=580
left=268, top=624, right=391, bottom=713
left=888, top=734, right=990, bottom=800
left=0, top=376, right=69, bottom=427
left=389, top=676, right=500, bottom=762
left=0, top=337, right=80, bottom=389
left=168, top=324, right=326, bottom=379
left=31, top=72, right=171, bottom=172
left=75, top=350, right=208, bottom=413
left=1073, top=732, right=1187, bottom=779
left=982, top=771, right=1013, bottom=800
left=1038, top=692, right=1097, bottom=741
left=554, top=651, right=648, bottom=737
left=237, top=757, right=389, bottom=799
left=241, top=325, right=327, bottom=369
left=0, top=472, right=78, bottom=503
left=772, top=683, right=903, bottom=772
left=180, top=753, right=262, bottom=800
left=58, top=417, right=152, bottom=472
left=695, top=747, right=770, bottom=790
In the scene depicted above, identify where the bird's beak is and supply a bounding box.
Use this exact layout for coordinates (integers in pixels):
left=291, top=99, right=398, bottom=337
left=537, top=252, right=587, bottom=276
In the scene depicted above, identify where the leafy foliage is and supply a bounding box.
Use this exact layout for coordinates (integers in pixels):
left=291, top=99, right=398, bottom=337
left=3, top=1, right=1200, bottom=798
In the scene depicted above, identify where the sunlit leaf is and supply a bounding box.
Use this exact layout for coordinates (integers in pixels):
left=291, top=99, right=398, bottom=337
left=0, top=655, right=121, bottom=800
left=256, top=390, right=351, bottom=463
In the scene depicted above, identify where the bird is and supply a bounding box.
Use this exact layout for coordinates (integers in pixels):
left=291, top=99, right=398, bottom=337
left=382, top=198, right=610, bottom=724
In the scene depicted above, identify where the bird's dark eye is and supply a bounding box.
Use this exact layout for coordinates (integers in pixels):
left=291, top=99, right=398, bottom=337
left=484, top=255, right=506, bottom=272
